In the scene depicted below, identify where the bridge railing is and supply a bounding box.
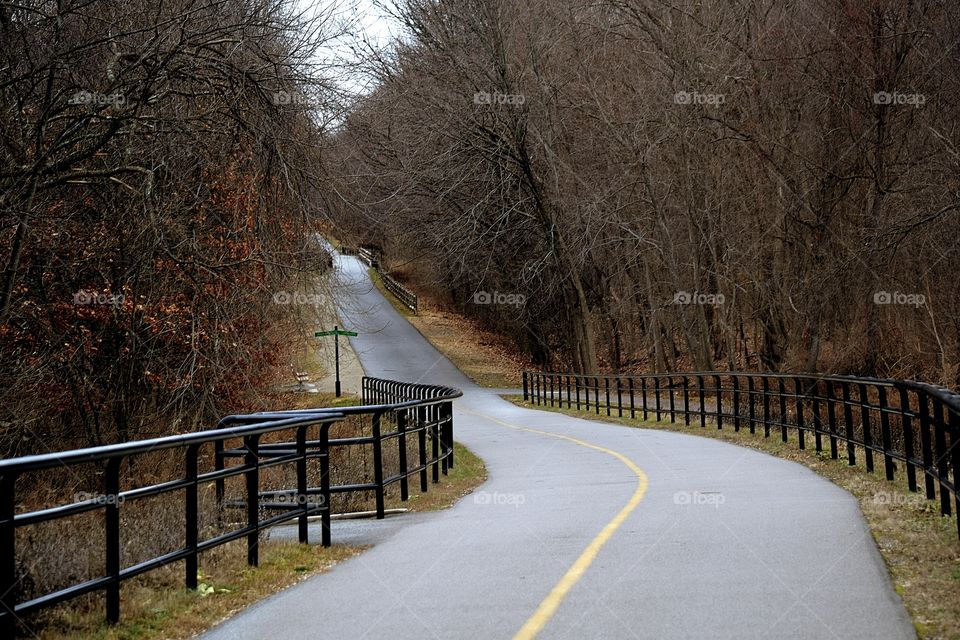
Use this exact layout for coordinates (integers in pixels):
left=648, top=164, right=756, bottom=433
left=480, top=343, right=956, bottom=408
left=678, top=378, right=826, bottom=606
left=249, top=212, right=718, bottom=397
left=0, top=377, right=460, bottom=635
left=523, top=370, right=960, bottom=539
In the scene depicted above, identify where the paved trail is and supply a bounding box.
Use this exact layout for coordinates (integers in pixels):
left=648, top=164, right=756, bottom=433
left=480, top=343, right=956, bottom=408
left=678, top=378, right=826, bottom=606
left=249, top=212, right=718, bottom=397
left=203, top=255, right=913, bottom=640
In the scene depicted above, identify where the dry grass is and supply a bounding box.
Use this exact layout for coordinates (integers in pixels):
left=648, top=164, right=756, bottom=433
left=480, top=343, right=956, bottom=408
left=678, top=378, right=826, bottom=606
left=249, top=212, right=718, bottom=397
left=508, top=397, right=960, bottom=640
left=368, top=268, right=527, bottom=388
left=35, top=541, right=363, bottom=640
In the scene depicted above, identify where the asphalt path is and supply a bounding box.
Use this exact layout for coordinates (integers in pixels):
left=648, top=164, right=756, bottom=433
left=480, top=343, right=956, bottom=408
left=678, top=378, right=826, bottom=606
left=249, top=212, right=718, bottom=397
left=203, top=254, right=913, bottom=640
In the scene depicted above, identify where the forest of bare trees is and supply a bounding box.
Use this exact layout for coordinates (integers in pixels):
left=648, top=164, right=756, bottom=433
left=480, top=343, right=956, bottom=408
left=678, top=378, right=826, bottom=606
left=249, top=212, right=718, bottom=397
left=0, top=0, right=345, bottom=454
left=329, top=0, right=960, bottom=386
left=3, top=0, right=959, bottom=456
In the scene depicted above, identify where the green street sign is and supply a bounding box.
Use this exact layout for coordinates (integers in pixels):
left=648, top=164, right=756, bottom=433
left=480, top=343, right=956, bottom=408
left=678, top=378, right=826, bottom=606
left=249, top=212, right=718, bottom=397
left=315, top=328, right=357, bottom=337
left=314, top=325, right=356, bottom=397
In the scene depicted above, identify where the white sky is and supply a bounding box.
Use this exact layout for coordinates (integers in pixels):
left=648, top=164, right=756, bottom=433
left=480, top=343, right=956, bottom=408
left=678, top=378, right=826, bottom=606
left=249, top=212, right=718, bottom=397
left=350, top=0, right=398, bottom=48
left=297, top=0, right=402, bottom=97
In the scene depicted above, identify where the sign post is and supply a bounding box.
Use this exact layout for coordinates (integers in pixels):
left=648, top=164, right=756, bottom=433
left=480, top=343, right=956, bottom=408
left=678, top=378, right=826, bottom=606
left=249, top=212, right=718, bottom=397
left=314, top=325, right=358, bottom=397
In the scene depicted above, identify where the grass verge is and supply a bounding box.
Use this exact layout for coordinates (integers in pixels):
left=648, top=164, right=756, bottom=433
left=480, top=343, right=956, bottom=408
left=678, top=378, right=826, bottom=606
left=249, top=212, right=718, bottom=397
left=368, top=268, right=526, bottom=388
left=38, top=542, right=363, bottom=640
left=506, top=396, right=960, bottom=640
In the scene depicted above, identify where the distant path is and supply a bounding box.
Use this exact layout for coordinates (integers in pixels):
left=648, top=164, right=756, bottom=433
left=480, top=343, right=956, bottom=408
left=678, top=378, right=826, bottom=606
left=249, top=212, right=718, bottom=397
left=203, top=254, right=913, bottom=639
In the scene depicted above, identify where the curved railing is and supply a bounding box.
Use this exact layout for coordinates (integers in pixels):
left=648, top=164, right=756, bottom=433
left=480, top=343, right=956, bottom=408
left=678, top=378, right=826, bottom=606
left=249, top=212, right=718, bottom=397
left=523, top=370, right=960, bottom=539
left=0, top=377, right=460, bottom=636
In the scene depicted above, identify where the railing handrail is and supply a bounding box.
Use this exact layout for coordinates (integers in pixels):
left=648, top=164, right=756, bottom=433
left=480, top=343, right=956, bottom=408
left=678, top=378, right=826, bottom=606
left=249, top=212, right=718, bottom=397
left=0, top=411, right=344, bottom=473
left=528, top=370, right=960, bottom=412
left=0, top=376, right=460, bottom=636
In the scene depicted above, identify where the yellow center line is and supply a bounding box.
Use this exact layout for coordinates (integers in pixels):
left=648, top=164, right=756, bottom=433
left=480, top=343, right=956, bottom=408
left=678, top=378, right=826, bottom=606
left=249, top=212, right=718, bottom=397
left=460, top=409, right=649, bottom=640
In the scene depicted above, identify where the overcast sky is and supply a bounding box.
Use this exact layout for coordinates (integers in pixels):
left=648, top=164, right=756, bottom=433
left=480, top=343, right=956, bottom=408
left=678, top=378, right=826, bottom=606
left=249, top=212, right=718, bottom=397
left=299, top=0, right=401, bottom=96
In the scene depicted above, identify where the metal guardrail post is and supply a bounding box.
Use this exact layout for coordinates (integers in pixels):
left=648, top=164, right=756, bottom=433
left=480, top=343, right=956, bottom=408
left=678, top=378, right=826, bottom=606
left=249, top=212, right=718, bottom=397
left=730, top=374, right=740, bottom=432
left=762, top=377, right=770, bottom=437
left=714, top=375, right=722, bottom=429
left=843, top=382, right=855, bottom=462
left=105, top=458, right=121, bottom=624
left=933, top=400, right=952, bottom=516
left=617, top=378, right=623, bottom=418
left=605, top=377, right=611, bottom=416
left=826, top=383, right=838, bottom=459
left=214, top=439, right=224, bottom=527
left=245, top=434, right=261, bottom=566
left=812, top=384, right=823, bottom=452
left=899, top=388, right=917, bottom=492
left=654, top=377, right=661, bottom=421
left=418, top=406, right=428, bottom=492
left=398, top=411, right=409, bottom=501
left=431, top=409, right=440, bottom=484
left=794, top=378, right=805, bottom=450
left=778, top=377, right=787, bottom=442
left=296, top=426, right=309, bottom=543
left=641, top=377, right=648, bottom=420
left=185, top=444, right=199, bottom=588
left=668, top=376, right=676, bottom=423
left=320, top=425, right=331, bottom=548
left=699, top=375, right=706, bottom=428
left=879, top=387, right=895, bottom=480
left=859, top=384, right=874, bottom=472
left=444, top=402, right=454, bottom=470
left=950, top=411, right=960, bottom=538
left=595, top=377, right=601, bottom=415
left=919, top=394, right=936, bottom=499
left=372, top=412, right=385, bottom=519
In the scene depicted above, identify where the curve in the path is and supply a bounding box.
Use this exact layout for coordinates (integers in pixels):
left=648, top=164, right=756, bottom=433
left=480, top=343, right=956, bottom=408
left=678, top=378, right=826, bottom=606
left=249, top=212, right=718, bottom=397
left=203, top=255, right=913, bottom=640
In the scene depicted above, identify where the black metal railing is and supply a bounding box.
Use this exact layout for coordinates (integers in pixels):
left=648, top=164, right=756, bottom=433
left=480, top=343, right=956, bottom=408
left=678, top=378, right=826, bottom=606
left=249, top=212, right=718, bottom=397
left=523, top=370, right=960, bottom=539
left=0, top=377, right=459, bottom=635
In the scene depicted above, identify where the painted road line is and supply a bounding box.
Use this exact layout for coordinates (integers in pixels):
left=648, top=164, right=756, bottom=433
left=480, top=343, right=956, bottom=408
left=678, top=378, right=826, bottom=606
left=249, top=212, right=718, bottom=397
left=461, top=409, right=649, bottom=640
